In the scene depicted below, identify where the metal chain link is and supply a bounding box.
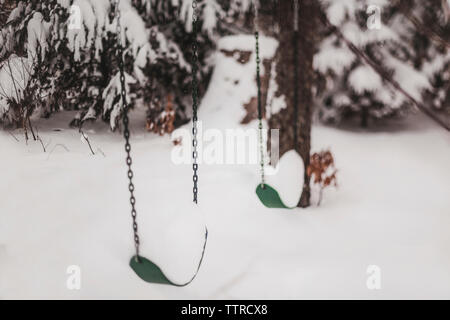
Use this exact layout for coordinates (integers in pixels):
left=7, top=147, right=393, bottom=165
left=115, top=0, right=140, bottom=261
left=254, top=1, right=265, bottom=188
left=293, top=0, right=299, bottom=150
left=192, top=0, right=199, bottom=204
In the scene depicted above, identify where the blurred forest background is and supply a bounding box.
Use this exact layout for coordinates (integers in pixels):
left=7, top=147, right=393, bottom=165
left=1, top=0, right=448, bottom=133
left=1, top=0, right=448, bottom=208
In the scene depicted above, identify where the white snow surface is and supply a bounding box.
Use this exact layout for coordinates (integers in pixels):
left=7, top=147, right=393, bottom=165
left=1, top=37, right=450, bottom=299
left=348, top=65, right=383, bottom=94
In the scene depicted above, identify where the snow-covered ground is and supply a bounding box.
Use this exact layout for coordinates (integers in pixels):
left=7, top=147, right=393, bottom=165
left=1, top=38, right=449, bottom=299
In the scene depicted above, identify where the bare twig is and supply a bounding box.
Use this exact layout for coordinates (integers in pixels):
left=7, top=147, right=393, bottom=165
left=44, top=138, right=52, bottom=150
left=51, top=144, right=70, bottom=153
left=47, top=143, right=70, bottom=160
left=8, top=131, right=19, bottom=142
left=37, top=135, right=46, bottom=152
left=80, top=129, right=95, bottom=155
left=28, top=118, right=36, bottom=141
left=396, top=0, right=450, bottom=49
left=35, top=127, right=46, bottom=152
left=96, top=147, right=106, bottom=157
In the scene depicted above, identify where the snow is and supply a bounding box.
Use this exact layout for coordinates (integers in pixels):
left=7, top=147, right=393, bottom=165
left=445, top=1, right=450, bottom=22
left=1, top=36, right=450, bottom=299
left=322, top=0, right=390, bottom=27
left=0, top=55, right=31, bottom=115
left=202, top=1, right=220, bottom=38
left=340, top=20, right=398, bottom=47
left=180, top=0, right=195, bottom=33
left=6, top=1, right=25, bottom=23
left=383, top=53, right=431, bottom=101
left=26, top=12, right=51, bottom=63
left=323, top=0, right=357, bottom=26
left=314, top=37, right=355, bottom=75
left=65, top=0, right=149, bottom=62
left=219, top=34, right=278, bottom=60
left=314, top=0, right=442, bottom=117
left=264, top=150, right=304, bottom=208
left=349, top=65, right=383, bottom=94
left=422, top=52, right=450, bottom=78
left=213, top=35, right=278, bottom=118
left=102, top=71, right=136, bottom=129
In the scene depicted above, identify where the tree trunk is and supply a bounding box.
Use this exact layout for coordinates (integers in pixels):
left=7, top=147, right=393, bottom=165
left=269, top=0, right=319, bottom=208
left=361, top=106, right=369, bottom=128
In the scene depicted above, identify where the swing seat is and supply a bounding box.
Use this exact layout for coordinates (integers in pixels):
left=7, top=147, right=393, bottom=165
left=256, top=184, right=295, bottom=209
left=129, top=228, right=208, bottom=286
left=130, top=256, right=175, bottom=285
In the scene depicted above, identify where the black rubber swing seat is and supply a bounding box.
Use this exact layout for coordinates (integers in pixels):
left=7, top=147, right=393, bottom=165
left=129, top=228, right=208, bottom=286
left=256, top=184, right=296, bottom=209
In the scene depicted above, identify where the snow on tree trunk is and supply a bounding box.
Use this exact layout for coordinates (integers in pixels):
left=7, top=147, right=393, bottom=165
left=216, top=33, right=277, bottom=124
left=269, top=0, right=320, bottom=208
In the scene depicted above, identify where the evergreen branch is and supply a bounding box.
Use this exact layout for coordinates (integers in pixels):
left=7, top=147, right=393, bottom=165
left=397, top=0, right=450, bottom=49
left=1, top=10, right=35, bottom=30
left=319, top=12, right=450, bottom=131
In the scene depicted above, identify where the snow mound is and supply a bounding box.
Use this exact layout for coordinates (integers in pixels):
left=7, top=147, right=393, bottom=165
left=265, top=150, right=304, bottom=208
left=138, top=191, right=207, bottom=283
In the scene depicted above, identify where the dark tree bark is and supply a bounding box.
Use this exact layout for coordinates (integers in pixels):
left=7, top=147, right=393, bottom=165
left=269, top=0, right=320, bottom=208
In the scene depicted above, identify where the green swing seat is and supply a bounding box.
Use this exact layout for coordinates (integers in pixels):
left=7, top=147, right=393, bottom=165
left=130, top=228, right=208, bottom=286
left=256, top=184, right=295, bottom=209
left=130, top=256, right=174, bottom=285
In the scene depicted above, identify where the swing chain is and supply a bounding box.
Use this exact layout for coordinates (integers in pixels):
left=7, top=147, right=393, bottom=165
left=293, top=0, right=299, bottom=150
left=192, top=0, right=199, bottom=204
left=115, top=0, right=140, bottom=260
left=254, top=2, right=265, bottom=188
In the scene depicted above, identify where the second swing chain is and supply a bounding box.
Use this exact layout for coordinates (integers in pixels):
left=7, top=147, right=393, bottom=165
left=192, top=0, right=199, bottom=204
left=254, top=1, right=265, bottom=188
